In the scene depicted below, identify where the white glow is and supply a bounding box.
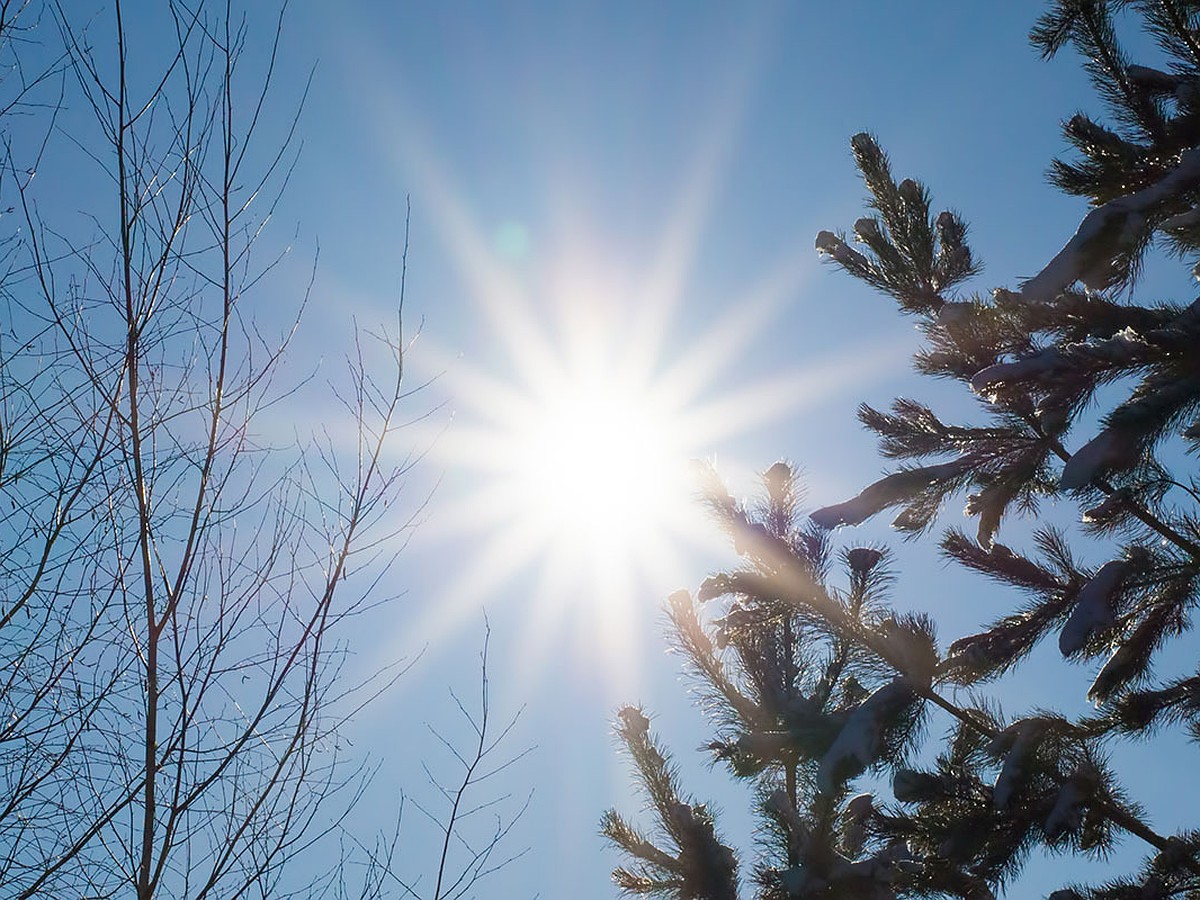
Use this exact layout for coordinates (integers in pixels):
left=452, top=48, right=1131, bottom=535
left=509, top=377, right=680, bottom=544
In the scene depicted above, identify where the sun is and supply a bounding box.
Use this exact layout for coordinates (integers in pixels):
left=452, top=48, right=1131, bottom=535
left=407, top=238, right=840, bottom=697
left=428, top=273, right=716, bottom=607
left=501, top=368, right=685, bottom=551
left=382, top=219, right=921, bottom=708
left=387, top=204, right=916, bottom=696
left=376, top=81, right=912, bottom=691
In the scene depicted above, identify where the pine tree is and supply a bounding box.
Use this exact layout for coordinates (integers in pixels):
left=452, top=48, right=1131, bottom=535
left=604, top=3, right=1200, bottom=899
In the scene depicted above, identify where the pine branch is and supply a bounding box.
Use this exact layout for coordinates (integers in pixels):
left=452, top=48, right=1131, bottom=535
left=1043, top=433, right=1200, bottom=558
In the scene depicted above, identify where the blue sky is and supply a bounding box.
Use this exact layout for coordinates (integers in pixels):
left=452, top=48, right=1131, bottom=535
left=169, top=2, right=1194, bottom=897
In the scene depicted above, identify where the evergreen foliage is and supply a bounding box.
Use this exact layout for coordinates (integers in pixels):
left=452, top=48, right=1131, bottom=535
left=604, top=3, right=1200, bottom=898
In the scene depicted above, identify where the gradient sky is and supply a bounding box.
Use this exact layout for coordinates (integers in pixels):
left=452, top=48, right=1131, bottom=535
left=170, top=2, right=1196, bottom=897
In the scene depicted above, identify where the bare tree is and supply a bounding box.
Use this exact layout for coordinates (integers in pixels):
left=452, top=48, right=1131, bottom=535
left=0, top=1, right=479, bottom=896
left=342, top=621, right=534, bottom=900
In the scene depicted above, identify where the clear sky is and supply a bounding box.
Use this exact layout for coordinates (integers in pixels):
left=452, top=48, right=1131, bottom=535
left=153, top=2, right=1193, bottom=897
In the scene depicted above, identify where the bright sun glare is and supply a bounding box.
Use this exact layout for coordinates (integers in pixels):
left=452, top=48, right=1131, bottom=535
left=410, top=252, right=872, bottom=693
left=506, top=375, right=681, bottom=547
left=385, top=74, right=909, bottom=691
left=435, top=295, right=707, bottom=607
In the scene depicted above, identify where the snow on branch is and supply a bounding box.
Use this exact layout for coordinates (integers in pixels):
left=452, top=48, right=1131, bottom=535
left=816, top=230, right=870, bottom=269
left=970, top=328, right=1148, bottom=396
left=1019, top=148, right=1200, bottom=303
left=1059, top=559, right=1130, bottom=656
left=816, top=676, right=915, bottom=795
left=810, top=459, right=973, bottom=529
left=1058, top=428, right=1132, bottom=490
left=988, top=720, right=1042, bottom=810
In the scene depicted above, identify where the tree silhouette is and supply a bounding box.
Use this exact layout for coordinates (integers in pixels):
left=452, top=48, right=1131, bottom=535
left=0, top=2, right=524, bottom=897
left=605, top=4, right=1200, bottom=899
